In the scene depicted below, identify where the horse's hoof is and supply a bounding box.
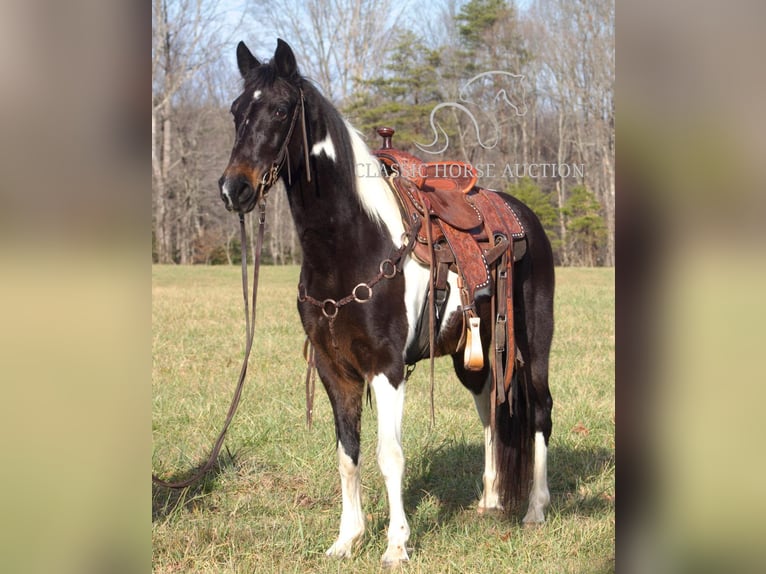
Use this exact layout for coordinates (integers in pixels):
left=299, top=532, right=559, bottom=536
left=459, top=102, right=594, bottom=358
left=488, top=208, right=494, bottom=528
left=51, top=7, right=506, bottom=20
left=522, top=520, right=544, bottom=530
left=522, top=506, right=546, bottom=526
left=325, top=540, right=354, bottom=558
left=381, top=546, right=410, bottom=569
left=477, top=504, right=504, bottom=516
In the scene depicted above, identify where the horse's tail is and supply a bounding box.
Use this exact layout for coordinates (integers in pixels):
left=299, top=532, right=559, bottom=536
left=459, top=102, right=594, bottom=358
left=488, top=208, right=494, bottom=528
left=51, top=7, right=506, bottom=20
left=495, top=360, right=535, bottom=513
left=493, top=190, right=553, bottom=514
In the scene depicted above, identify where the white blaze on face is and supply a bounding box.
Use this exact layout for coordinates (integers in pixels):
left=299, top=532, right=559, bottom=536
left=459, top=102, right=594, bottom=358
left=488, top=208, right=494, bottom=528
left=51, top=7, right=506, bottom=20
left=253, top=89, right=262, bottom=101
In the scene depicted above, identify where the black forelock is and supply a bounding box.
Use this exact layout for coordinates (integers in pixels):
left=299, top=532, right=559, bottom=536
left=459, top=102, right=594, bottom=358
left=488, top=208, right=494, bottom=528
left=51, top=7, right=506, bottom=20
left=242, top=62, right=306, bottom=99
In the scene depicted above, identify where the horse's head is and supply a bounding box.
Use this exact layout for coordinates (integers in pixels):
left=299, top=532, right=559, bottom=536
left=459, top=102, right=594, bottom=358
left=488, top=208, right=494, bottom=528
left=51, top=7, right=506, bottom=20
left=218, top=39, right=304, bottom=214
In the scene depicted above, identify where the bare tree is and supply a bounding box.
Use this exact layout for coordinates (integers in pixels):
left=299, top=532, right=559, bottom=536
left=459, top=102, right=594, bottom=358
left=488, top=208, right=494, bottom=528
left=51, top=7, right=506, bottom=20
left=152, top=0, right=237, bottom=263
left=151, top=0, right=614, bottom=267
left=248, top=0, right=403, bottom=105
left=529, top=0, right=614, bottom=264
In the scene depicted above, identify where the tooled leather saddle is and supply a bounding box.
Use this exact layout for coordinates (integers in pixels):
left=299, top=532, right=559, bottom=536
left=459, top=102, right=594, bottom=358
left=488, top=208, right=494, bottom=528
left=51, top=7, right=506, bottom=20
left=372, top=127, right=526, bottom=411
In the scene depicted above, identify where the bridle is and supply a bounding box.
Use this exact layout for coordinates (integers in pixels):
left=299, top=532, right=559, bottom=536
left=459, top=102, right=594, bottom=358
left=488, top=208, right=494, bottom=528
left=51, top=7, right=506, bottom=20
left=238, top=87, right=312, bottom=204
left=153, top=86, right=310, bottom=489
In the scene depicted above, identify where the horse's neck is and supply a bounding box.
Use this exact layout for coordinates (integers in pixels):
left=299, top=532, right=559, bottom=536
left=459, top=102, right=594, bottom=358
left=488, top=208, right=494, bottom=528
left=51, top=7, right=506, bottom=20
left=286, top=103, right=394, bottom=281
left=287, top=163, right=385, bottom=279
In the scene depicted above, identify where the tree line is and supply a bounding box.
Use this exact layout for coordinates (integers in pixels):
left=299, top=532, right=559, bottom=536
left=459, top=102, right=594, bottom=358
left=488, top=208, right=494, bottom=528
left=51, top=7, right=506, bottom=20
left=152, top=0, right=614, bottom=266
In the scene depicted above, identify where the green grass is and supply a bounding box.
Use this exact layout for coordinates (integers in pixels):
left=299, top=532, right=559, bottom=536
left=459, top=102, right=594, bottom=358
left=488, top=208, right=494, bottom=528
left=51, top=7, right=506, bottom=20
left=152, top=265, right=614, bottom=573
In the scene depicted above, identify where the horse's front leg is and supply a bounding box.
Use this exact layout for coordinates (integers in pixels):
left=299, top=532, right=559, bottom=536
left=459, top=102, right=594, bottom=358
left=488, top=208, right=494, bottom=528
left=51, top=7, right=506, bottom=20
left=321, top=369, right=366, bottom=558
left=370, top=374, right=410, bottom=567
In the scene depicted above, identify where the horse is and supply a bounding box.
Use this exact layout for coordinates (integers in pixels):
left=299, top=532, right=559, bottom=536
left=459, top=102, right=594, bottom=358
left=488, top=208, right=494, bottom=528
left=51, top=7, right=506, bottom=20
left=218, top=39, right=554, bottom=567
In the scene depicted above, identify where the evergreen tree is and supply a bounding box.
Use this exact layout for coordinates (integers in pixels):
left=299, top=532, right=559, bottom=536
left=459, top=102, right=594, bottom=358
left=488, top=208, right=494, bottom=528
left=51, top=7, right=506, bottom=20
left=456, top=0, right=510, bottom=49
left=505, top=177, right=562, bottom=255
left=343, top=30, right=444, bottom=149
left=454, top=0, right=528, bottom=73
left=562, top=185, right=607, bottom=266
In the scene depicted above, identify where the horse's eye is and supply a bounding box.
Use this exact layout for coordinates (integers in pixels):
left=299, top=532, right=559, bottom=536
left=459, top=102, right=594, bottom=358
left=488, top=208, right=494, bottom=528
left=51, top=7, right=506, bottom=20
left=275, top=106, right=288, bottom=120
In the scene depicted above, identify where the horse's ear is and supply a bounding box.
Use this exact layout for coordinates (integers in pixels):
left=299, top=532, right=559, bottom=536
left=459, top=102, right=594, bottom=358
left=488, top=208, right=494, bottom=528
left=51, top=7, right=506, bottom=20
left=273, top=38, right=297, bottom=78
left=236, top=41, right=261, bottom=78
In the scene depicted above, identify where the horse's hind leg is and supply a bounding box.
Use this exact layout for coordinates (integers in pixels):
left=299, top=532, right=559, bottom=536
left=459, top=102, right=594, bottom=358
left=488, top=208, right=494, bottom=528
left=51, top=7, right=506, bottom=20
left=522, top=427, right=550, bottom=526
left=520, top=292, right=553, bottom=526
left=452, top=358, right=502, bottom=513
left=522, top=365, right=552, bottom=526
left=472, top=375, right=504, bottom=513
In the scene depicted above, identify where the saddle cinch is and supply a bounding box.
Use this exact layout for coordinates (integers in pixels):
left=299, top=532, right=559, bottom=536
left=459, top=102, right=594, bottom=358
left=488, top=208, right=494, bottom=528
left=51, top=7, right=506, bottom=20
left=373, top=127, right=526, bottom=408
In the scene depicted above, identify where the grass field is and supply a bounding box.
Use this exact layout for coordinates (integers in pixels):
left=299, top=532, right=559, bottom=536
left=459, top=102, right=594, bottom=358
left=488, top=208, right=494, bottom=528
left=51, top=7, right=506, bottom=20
left=152, top=265, right=614, bottom=573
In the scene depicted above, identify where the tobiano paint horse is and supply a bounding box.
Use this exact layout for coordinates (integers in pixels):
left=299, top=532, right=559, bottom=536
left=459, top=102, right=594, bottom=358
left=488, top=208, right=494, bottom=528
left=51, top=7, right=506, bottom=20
left=218, top=39, right=554, bottom=567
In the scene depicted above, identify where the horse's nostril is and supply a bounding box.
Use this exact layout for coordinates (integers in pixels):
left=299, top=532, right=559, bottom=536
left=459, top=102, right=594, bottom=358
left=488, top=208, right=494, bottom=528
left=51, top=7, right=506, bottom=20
left=219, top=176, right=256, bottom=213
left=220, top=178, right=234, bottom=208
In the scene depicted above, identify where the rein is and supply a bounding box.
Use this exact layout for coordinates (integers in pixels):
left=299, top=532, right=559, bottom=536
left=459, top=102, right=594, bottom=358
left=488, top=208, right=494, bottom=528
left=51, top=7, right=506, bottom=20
left=153, top=89, right=311, bottom=489
left=152, top=203, right=266, bottom=488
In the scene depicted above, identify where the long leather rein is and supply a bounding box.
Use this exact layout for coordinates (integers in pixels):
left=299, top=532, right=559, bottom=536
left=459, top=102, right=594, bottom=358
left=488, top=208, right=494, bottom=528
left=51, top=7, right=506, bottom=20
left=153, top=89, right=309, bottom=489
left=152, top=206, right=265, bottom=489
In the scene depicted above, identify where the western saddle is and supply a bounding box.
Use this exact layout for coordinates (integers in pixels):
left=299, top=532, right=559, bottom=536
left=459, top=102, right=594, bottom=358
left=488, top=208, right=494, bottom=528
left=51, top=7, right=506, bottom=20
left=373, top=127, right=526, bottom=414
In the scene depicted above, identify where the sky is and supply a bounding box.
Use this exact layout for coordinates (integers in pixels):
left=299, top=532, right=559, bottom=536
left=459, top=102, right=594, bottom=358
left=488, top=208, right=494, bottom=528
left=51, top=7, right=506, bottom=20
left=215, top=0, right=535, bottom=90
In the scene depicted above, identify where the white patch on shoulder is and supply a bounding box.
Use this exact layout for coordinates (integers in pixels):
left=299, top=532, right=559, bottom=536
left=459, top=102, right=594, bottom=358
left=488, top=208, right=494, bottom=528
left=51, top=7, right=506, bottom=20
left=311, top=134, right=336, bottom=161
left=253, top=89, right=262, bottom=100
left=344, top=121, right=405, bottom=246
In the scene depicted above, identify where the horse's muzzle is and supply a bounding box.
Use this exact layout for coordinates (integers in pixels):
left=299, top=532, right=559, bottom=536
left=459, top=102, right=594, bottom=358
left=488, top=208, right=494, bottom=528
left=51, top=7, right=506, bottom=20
left=218, top=174, right=257, bottom=214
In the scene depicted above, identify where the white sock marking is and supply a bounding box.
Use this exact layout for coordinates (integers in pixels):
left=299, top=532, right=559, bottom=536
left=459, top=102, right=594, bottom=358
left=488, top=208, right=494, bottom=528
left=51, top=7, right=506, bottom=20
left=310, top=134, right=337, bottom=161
left=523, top=431, right=550, bottom=524
left=326, top=441, right=365, bottom=557
left=370, top=374, right=410, bottom=565
left=473, top=378, right=502, bottom=511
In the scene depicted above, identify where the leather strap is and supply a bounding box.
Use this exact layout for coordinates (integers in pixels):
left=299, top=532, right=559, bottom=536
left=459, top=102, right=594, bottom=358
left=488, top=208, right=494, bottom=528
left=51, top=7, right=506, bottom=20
left=300, top=218, right=422, bottom=429
left=152, top=201, right=267, bottom=489
left=416, top=187, right=438, bottom=428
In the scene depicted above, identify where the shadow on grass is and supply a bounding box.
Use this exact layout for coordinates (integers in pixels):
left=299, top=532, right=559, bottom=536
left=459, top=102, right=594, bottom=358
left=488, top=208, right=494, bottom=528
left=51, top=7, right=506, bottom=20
left=151, top=452, right=238, bottom=522
left=548, top=443, right=615, bottom=517
left=401, top=439, right=614, bottom=541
